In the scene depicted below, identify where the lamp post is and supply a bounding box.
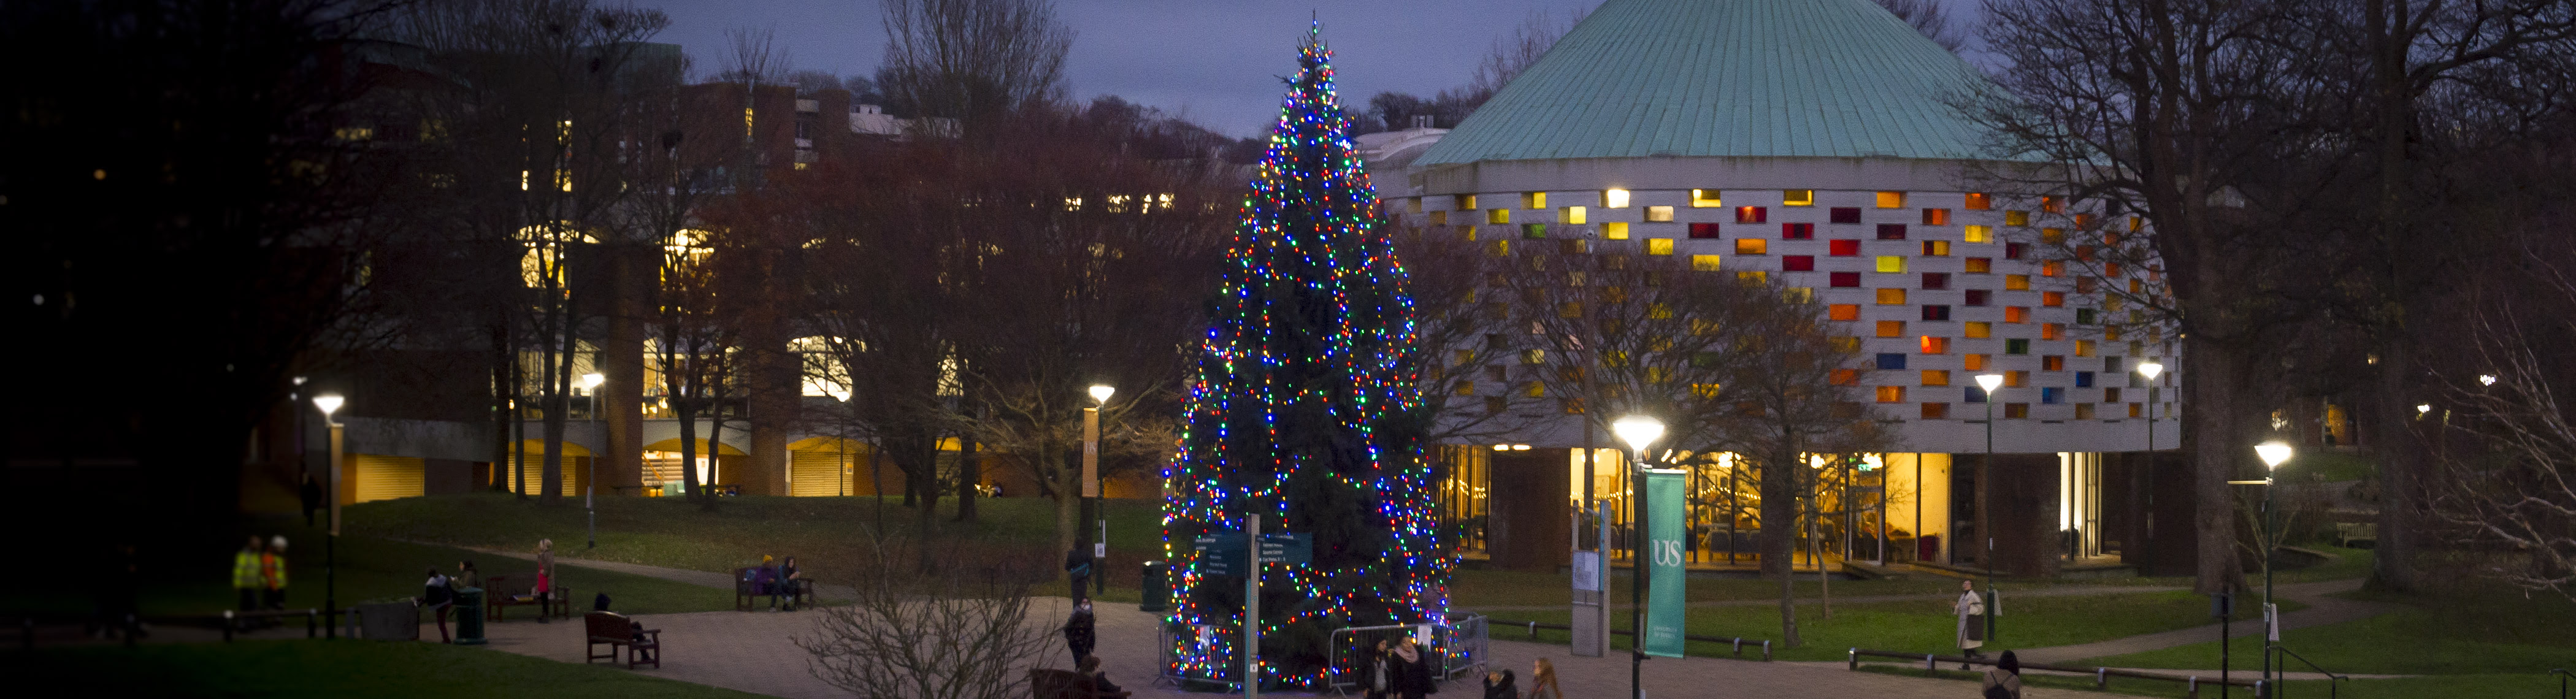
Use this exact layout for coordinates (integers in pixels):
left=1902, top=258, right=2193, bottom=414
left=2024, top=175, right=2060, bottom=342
left=1085, top=384, right=1114, bottom=597
left=1611, top=414, right=1663, bottom=699
left=2253, top=440, right=2294, bottom=687
left=581, top=373, right=604, bottom=550
left=312, top=394, right=344, bottom=640
left=830, top=389, right=854, bottom=497
left=2137, top=361, right=2163, bottom=455
left=1974, top=373, right=2004, bottom=643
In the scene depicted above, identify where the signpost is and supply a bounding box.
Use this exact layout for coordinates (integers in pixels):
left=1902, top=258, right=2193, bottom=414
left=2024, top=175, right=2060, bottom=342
left=1191, top=521, right=1310, bottom=699
left=1643, top=468, right=1687, bottom=658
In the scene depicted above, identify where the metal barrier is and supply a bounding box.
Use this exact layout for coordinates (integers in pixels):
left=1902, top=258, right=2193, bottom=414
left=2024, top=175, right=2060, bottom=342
left=2269, top=645, right=2348, bottom=698
left=1847, top=647, right=2266, bottom=698
left=2548, top=668, right=2567, bottom=699
left=1490, top=618, right=1773, bottom=660
left=1324, top=613, right=1488, bottom=695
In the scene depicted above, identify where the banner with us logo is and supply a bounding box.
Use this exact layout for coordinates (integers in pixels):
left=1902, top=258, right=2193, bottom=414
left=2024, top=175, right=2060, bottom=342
left=1644, top=468, right=1688, bottom=658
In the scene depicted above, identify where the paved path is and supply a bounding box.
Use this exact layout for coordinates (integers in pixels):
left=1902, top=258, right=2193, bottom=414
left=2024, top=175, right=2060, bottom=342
left=1468, top=584, right=2185, bottom=613
left=2009, top=578, right=2395, bottom=665
left=442, top=542, right=860, bottom=600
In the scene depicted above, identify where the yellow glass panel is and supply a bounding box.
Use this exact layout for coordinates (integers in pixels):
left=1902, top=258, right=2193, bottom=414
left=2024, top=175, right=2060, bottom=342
left=1487, top=208, right=1510, bottom=224
left=1604, top=221, right=1630, bottom=240
left=1692, top=254, right=1723, bottom=271
left=2006, top=274, right=2031, bottom=290
left=1603, top=189, right=1630, bottom=208
left=1647, top=238, right=1674, bottom=255
left=1735, top=239, right=1766, bottom=254
left=1964, top=224, right=1993, bottom=243
left=1561, top=205, right=1587, bottom=224
left=1876, top=191, right=1906, bottom=208
left=1965, top=321, right=1991, bottom=338
left=1524, top=192, right=1547, bottom=209
left=1690, top=189, right=1722, bottom=207
left=1876, top=256, right=1906, bottom=273
left=1783, top=189, right=1814, bottom=206
left=1876, top=288, right=1907, bottom=305
left=1646, top=206, right=1674, bottom=222
left=1922, top=370, right=1951, bottom=386
left=1876, top=320, right=1905, bottom=337
left=2005, top=210, right=2030, bottom=226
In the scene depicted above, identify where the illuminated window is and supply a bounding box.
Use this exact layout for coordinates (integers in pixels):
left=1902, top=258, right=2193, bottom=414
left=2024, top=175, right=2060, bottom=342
left=1736, top=206, right=1767, bottom=223
left=2005, top=403, right=2030, bottom=418
left=2075, top=340, right=2095, bottom=356
left=1920, top=335, right=1950, bottom=354
left=1691, top=189, right=1723, bottom=207
left=2006, top=242, right=2028, bottom=259
left=2040, top=387, right=2063, bottom=405
left=1830, top=240, right=1860, bottom=256
left=1523, top=191, right=1547, bottom=209
left=2006, top=307, right=2030, bottom=323
left=1735, top=239, right=1767, bottom=254
left=1561, top=206, right=1587, bottom=224
left=1877, top=288, right=1907, bottom=305
left=1876, top=320, right=1906, bottom=337
left=1965, top=193, right=1992, bottom=210
left=1964, top=224, right=1994, bottom=243
left=1604, top=221, right=1630, bottom=239
left=1454, top=381, right=1476, bottom=396
left=1965, top=289, right=1990, bottom=306
left=1523, top=224, right=1547, bottom=239
left=2042, top=228, right=2066, bottom=245
left=2043, top=355, right=2065, bottom=372
left=2006, top=338, right=2030, bottom=354
left=1877, top=353, right=1907, bottom=370
left=1922, top=402, right=1950, bottom=419
left=1782, top=223, right=1814, bottom=239
left=1559, top=302, right=1584, bottom=319
left=1646, top=205, right=1674, bottom=222
left=1965, top=321, right=1991, bottom=338
left=1873, top=385, right=1909, bottom=403
left=1408, top=197, right=1424, bottom=213
left=1830, top=272, right=1860, bottom=287
left=1829, top=304, right=1861, bottom=321
left=2007, top=370, right=2029, bottom=387
left=1964, top=353, right=1988, bottom=371
left=2006, top=274, right=2031, bottom=290
left=2075, top=403, right=2096, bottom=419
left=2043, top=291, right=2066, bottom=307
left=1689, top=223, right=1722, bottom=239
left=1922, top=240, right=1951, bottom=256
left=2075, top=370, right=2095, bottom=387
left=2005, top=210, right=2030, bottom=226
left=1876, top=191, right=1906, bottom=208
left=2042, top=323, right=2063, bottom=341
left=1784, top=189, right=1815, bottom=206
left=1428, top=211, right=1448, bottom=226
left=1647, top=238, right=1674, bottom=255
left=2042, top=261, right=2064, bottom=278
left=1922, top=272, right=1950, bottom=289
left=1603, top=189, right=1629, bottom=208
left=1922, top=370, right=1952, bottom=386
left=1830, top=207, right=1862, bottom=224
left=1737, top=270, right=1768, bottom=285
left=2041, top=196, right=2065, bottom=213
left=1489, top=240, right=1510, bottom=256
left=1692, top=254, right=1723, bottom=271
left=1876, top=256, right=1906, bottom=273
left=1454, top=194, right=1477, bottom=210
left=1922, top=305, right=1950, bottom=321
left=1922, top=208, right=1951, bottom=226
left=1784, top=255, right=1815, bottom=271
left=1877, top=224, right=1909, bottom=240
left=1783, top=286, right=1814, bottom=302
left=1965, top=258, right=1992, bottom=273
left=1830, top=369, right=1859, bottom=385
left=1487, top=208, right=1510, bottom=224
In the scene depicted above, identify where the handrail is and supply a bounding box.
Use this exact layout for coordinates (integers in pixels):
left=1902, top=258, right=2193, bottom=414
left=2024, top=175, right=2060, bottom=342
left=1486, top=618, right=1772, bottom=660
left=1848, top=647, right=2265, bottom=697
left=2269, top=645, right=2348, bottom=698
left=2549, top=668, right=2567, bottom=699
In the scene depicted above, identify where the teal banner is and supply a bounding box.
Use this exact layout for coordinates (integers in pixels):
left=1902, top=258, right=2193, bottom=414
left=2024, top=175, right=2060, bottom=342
left=1644, top=468, right=1687, bottom=658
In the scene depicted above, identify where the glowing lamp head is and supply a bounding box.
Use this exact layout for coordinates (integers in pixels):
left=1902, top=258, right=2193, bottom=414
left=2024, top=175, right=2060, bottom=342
left=312, top=394, right=344, bottom=419
left=2136, top=361, right=2163, bottom=381
left=1975, top=373, right=2006, bottom=392
left=2478, top=374, right=2497, bottom=386
left=1611, top=414, right=1664, bottom=454
left=829, top=389, right=853, bottom=403
left=581, top=373, right=605, bottom=390
left=2255, top=441, right=2294, bottom=470
left=2415, top=403, right=2431, bottom=415
left=1088, top=384, right=1116, bottom=403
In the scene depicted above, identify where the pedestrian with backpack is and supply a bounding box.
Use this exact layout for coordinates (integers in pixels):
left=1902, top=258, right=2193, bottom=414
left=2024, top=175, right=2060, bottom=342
left=1981, top=650, right=2023, bottom=699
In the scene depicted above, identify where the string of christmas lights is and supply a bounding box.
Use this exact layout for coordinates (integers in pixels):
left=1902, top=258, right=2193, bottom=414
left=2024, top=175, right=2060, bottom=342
left=1158, top=23, right=1444, bottom=691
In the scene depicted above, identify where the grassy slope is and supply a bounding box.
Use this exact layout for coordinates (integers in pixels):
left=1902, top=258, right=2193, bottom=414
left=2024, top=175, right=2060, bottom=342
left=0, top=640, right=765, bottom=698
left=1859, top=665, right=2555, bottom=699
left=2081, top=595, right=2576, bottom=675
left=1482, top=590, right=2295, bottom=662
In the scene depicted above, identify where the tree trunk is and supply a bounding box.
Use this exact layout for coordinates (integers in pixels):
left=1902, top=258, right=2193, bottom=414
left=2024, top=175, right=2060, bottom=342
left=2368, top=342, right=2420, bottom=591
left=679, top=397, right=700, bottom=504
left=1761, top=451, right=1801, bottom=647
left=541, top=293, right=577, bottom=506
left=956, top=412, right=979, bottom=523
left=703, top=405, right=724, bottom=512
left=491, top=324, right=513, bottom=492
left=2185, top=332, right=2250, bottom=594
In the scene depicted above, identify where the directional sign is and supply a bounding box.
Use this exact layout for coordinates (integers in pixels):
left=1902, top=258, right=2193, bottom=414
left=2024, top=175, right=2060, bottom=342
left=1191, top=531, right=1310, bottom=576
left=1258, top=532, right=1311, bottom=565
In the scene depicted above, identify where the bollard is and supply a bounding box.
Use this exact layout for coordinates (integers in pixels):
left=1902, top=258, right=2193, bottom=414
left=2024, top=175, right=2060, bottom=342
left=2096, top=667, right=2108, bottom=689
left=306, top=609, right=317, bottom=638
left=1847, top=648, right=1858, bottom=671
left=1925, top=654, right=1937, bottom=674
left=1526, top=622, right=1537, bottom=640
left=1761, top=640, right=1771, bottom=661
left=2254, top=679, right=2266, bottom=699
left=221, top=610, right=235, bottom=643
left=1732, top=638, right=1743, bottom=657
left=2188, top=676, right=2199, bottom=699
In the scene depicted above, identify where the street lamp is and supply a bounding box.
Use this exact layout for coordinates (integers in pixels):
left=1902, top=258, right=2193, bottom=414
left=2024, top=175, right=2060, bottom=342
left=1974, top=373, right=2004, bottom=644
left=2137, top=361, right=2164, bottom=454
left=1081, top=384, right=1115, bottom=599
left=312, top=394, right=344, bottom=640
left=1610, top=414, right=1662, bottom=699
left=581, top=373, right=604, bottom=549
left=2254, top=440, right=2293, bottom=687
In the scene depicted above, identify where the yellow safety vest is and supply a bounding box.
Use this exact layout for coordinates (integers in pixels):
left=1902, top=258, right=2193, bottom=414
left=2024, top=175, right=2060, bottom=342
left=261, top=552, right=287, bottom=589
left=232, top=551, right=261, bottom=589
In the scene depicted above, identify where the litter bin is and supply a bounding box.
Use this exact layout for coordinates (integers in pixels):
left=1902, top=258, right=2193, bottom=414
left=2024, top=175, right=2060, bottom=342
left=454, top=587, right=488, bottom=646
left=357, top=601, right=419, bottom=640
left=1139, top=561, right=1167, bottom=612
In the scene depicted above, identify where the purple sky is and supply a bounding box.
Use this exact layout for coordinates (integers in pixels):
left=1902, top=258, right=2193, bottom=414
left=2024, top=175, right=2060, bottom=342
left=642, top=0, right=1606, bottom=137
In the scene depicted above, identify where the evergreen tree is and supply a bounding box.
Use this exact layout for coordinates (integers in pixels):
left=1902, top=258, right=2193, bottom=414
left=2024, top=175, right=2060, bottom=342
left=1160, top=26, right=1442, bottom=689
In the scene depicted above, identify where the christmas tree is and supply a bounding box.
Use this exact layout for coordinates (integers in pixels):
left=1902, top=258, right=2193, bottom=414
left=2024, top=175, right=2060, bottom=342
left=1160, top=26, right=1442, bottom=689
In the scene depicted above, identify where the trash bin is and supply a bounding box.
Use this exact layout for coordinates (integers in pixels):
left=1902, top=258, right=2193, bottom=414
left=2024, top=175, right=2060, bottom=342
left=357, top=601, right=419, bottom=640
left=1139, top=561, right=1167, bottom=612
left=454, top=587, right=488, bottom=646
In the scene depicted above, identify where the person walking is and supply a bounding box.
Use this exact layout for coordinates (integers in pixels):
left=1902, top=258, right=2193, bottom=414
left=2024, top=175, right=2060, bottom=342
left=1391, top=636, right=1437, bottom=699
left=421, top=567, right=455, bottom=643
left=1479, top=669, right=1516, bottom=699
left=1064, top=547, right=1091, bottom=602
left=1062, top=599, right=1097, bottom=665
left=1953, top=579, right=1986, bottom=669
left=299, top=472, right=323, bottom=528
left=1523, top=659, right=1560, bottom=699
left=260, top=536, right=289, bottom=613
left=534, top=539, right=553, bottom=624
left=1980, top=650, right=2023, bottom=699
left=231, top=537, right=263, bottom=619
left=1361, top=639, right=1393, bottom=699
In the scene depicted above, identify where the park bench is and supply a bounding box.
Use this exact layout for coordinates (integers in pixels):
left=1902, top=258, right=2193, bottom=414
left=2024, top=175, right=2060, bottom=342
left=1027, top=668, right=1130, bottom=698
left=2334, top=522, right=2377, bottom=548
left=584, top=611, right=661, bottom=669
left=483, top=576, right=572, bottom=622
left=220, top=608, right=320, bottom=641
left=732, top=567, right=815, bottom=611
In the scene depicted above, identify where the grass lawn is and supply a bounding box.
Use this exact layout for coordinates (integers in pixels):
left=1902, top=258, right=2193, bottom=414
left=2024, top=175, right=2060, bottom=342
left=0, top=639, right=762, bottom=698
left=1482, top=589, right=2292, bottom=662
left=1857, top=665, right=2558, bottom=699
left=2079, top=600, right=2576, bottom=676
left=1, top=517, right=730, bottom=619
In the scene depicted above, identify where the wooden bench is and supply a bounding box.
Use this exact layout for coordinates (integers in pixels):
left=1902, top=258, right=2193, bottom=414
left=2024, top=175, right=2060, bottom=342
left=2334, top=522, right=2378, bottom=548
left=484, top=576, right=572, bottom=622
left=585, top=611, right=660, bottom=669
left=1027, top=668, right=1130, bottom=698
left=732, top=568, right=815, bottom=611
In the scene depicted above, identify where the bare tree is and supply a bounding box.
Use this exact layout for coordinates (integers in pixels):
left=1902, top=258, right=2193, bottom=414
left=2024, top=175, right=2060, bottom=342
left=1467, top=9, right=1589, bottom=100
left=1873, top=0, right=1966, bottom=53
left=799, top=529, right=1057, bottom=699
left=2418, top=239, right=2576, bottom=599
left=876, top=0, right=1073, bottom=138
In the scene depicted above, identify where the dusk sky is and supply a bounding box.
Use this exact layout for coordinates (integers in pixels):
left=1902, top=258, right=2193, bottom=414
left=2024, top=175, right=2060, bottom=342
left=644, top=0, right=1608, bottom=138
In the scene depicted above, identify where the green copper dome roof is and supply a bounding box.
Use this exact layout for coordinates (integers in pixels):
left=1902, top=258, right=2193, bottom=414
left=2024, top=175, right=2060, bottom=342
left=1413, top=0, right=2003, bottom=166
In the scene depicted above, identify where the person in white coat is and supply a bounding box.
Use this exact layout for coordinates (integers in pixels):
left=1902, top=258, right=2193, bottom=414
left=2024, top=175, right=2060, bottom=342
left=1953, top=579, right=1987, bottom=669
